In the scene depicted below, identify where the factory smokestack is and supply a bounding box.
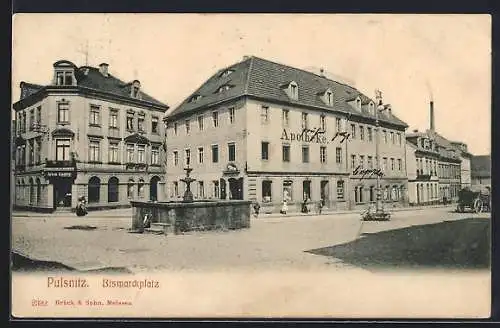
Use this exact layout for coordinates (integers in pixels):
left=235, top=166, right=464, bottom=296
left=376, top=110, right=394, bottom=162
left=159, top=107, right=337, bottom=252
left=430, top=100, right=435, bottom=131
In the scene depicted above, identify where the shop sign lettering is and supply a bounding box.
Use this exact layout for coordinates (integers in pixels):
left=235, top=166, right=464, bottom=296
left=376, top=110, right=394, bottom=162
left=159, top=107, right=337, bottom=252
left=280, top=128, right=351, bottom=144
left=45, top=171, right=74, bottom=178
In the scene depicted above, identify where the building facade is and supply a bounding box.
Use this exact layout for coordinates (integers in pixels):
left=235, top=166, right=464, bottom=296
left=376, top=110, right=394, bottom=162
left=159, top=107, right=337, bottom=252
left=13, top=60, right=169, bottom=212
left=450, top=141, right=473, bottom=189
left=471, top=155, right=491, bottom=191
left=164, top=56, right=408, bottom=213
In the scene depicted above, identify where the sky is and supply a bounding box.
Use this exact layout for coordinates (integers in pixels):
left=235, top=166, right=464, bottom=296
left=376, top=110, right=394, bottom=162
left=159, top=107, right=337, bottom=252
left=12, top=14, right=491, bottom=155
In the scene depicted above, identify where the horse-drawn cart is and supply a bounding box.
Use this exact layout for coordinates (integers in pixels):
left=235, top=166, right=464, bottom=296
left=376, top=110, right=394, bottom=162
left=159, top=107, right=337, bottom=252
left=456, top=188, right=491, bottom=213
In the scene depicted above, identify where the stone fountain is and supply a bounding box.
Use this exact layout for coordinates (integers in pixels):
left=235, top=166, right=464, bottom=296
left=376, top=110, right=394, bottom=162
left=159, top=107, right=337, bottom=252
left=130, top=166, right=251, bottom=235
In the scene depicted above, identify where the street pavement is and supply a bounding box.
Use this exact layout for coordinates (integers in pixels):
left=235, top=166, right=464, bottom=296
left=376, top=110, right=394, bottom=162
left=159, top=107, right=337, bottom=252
left=11, top=206, right=490, bottom=273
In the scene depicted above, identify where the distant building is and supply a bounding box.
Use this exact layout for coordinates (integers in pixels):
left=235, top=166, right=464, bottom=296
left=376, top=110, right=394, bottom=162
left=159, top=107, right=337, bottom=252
left=471, top=155, right=491, bottom=191
left=164, top=56, right=408, bottom=213
left=13, top=60, right=169, bottom=212
left=450, top=141, right=473, bottom=189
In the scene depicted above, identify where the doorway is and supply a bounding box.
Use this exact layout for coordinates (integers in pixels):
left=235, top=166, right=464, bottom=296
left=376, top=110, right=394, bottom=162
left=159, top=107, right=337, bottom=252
left=53, top=179, right=72, bottom=209
left=150, top=176, right=160, bottom=201
left=219, top=178, right=227, bottom=200
left=228, top=177, right=244, bottom=200
left=320, top=180, right=329, bottom=204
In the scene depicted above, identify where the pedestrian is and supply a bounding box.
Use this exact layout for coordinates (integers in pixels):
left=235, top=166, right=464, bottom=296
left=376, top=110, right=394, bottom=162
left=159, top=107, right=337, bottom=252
left=253, top=202, right=261, bottom=218
left=76, top=196, right=88, bottom=217
left=318, top=199, right=323, bottom=215
left=280, top=200, right=288, bottom=215
left=301, top=198, right=309, bottom=213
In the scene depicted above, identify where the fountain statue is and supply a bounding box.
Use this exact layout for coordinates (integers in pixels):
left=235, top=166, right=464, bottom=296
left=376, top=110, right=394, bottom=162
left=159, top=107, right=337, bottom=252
left=180, top=165, right=196, bottom=202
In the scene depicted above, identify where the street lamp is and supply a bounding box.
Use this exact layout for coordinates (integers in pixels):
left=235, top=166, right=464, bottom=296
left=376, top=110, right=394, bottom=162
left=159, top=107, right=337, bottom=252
left=363, top=90, right=391, bottom=221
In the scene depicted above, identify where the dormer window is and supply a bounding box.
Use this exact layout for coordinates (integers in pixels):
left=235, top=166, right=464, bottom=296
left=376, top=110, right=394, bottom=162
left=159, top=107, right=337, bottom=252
left=53, top=60, right=76, bottom=86
left=189, top=95, right=202, bottom=103
left=289, top=82, right=298, bottom=100
left=220, top=69, right=234, bottom=78
left=55, top=71, right=74, bottom=86
left=321, top=89, right=334, bottom=106
left=355, top=97, right=362, bottom=109
left=216, top=84, right=232, bottom=94
left=369, top=101, right=375, bottom=115
left=130, top=80, right=141, bottom=99
left=132, top=86, right=139, bottom=98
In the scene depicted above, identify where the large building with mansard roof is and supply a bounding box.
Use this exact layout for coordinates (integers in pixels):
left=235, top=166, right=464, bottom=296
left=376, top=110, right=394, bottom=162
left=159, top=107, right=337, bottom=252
left=164, top=56, right=409, bottom=213
left=13, top=60, right=169, bottom=212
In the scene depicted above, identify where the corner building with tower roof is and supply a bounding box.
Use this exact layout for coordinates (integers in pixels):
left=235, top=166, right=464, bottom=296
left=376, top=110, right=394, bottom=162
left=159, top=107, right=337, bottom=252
left=164, top=56, right=409, bottom=213
left=13, top=60, right=169, bottom=212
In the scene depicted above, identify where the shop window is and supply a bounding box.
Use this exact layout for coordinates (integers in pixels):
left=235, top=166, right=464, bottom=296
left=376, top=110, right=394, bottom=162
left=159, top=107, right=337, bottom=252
left=88, top=176, right=101, bottom=203
left=283, top=180, right=293, bottom=201
left=127, top=179, right=134, bottom=199
left=212, top=180, right=219, bottom=198
left=262, top=180, right=272, bottom=202
left=138, top=179, right=145, bottom=198
left=108, top=177, right=119, bottom=203
left=302, top=180, right=311, bottom=200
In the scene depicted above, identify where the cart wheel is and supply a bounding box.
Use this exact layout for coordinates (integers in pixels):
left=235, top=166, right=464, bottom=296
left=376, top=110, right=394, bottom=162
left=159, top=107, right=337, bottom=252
left=474, top=199, right=483, bottom=213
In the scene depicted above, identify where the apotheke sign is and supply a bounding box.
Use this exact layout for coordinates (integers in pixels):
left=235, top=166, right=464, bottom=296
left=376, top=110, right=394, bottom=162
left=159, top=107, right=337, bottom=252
left=280, top=128, right=350, bottom=144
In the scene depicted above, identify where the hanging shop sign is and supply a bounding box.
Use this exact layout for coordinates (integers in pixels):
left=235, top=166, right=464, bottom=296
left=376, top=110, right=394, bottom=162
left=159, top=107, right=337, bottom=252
left=43, top=167, right=77, bottom=179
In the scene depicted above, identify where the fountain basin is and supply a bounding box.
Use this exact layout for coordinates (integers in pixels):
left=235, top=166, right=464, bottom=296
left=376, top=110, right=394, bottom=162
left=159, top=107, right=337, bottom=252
left=131, top=200, right=251, bottom=234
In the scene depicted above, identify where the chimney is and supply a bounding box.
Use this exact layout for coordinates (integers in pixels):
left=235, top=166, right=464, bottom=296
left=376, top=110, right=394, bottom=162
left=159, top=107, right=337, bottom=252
left=413, top=129, right=419, bottom=133
left=99, top=63, right=109, bottom=77
left=242, top=55, right=250, bottom=61
left=319, top=68, right=325, bottom=77
left=430, top=100, right=435, bottom=131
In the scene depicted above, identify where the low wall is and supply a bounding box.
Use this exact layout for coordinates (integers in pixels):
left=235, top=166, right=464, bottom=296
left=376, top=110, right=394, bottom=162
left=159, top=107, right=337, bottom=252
left=131, top=200, right=251, bottom=234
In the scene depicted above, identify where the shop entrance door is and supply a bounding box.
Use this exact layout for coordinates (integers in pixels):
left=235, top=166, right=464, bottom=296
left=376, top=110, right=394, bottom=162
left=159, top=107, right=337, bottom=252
left=228, top=177, right=244, bottom=200
left=53, top=179, right=72, bottom=209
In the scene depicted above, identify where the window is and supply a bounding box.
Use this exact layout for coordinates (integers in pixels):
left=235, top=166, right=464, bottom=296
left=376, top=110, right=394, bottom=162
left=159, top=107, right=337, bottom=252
left=173, top=151, right=179, bottom=166
left=109, top=110, right=118, bottom=128
left=369, top=186, right=375, bottom=202
left=261, top=106, right=269, bottom=124
left=383, top=157, right=388, bottom=171
left=351, top=124, right=356, bottom=139
left=216, top=85, right=232, bottom=93
left=336, top=147, right=342, bottom=163
left=212, top=111, right=219, bottom=127
left=397, top=132, right=402, bottom=145
left=127, top=179, right=134, bottom=198
left=360, top=126, right=365, bottom=140
left=336, top=117, right=341, bottom=132
left=351, top=155, right=356, bottom=169
left=88, top=177, right=100, bottom=203
left=173, top=122, right=178, bottom=135
left=391, top=158, right=395, bottom=170
left=320, top=115, right=326, bottom=131
left=282, top=144, right=290, bottom=162
left=126, top=113, right=134, bottom=131
left=261, top=142, right=269, bottom=160
left=359, top=155, right=365, bottom=169
left=29, top=109, right=35, bottom=130
left=220, top=69, right=234, bottom=78
left=326, top=91, right=333, bottom=106
left=283, top=181, right=293, bottom=201
left=57, top=102, right=70, bottom=123
left=126, top=144, right=135, bottom=163
left=185, top=119, right=190, bottom=134
left=228, top=143, right=236, bottom=162
left=367, top=127, right=373, bottom=141
left=89, top=105, right=100, bottom=126
left=262, top=180, right=272, bottom=202
left=301, top=113, right=308, bottom=129
left=356, top=98, right=361, bottom=109
left=368, top=156, right=373, bottom=169
left=28, top=140, right=34, bottom=164
left=282, top=109, right=289, bottom=126
left=173, top=181, right=179, bottom=197
left=355, top=186, right=364, bottom=203
left=336, top=180, right=345, bottom=200
left=151, top=146, right=159, bottom=165
left=383, top=130, right=387, bottom=143
left=390, top=131, right=394, bottom=144
left=138, top=115, right=145, bottom=132
left=64, top=72, right=73, bottom=85
left=138, top=179, right=145, bottom=198
left=185, top=149, right=191, bottom=166
left=302, top=145, right=309, bottom=163
left=320, top=146, right=327, bottom=163
left=56, top=72, right=64, bottom=85
left=190, top=95, right=201, bottom=103
left=22, top=112, right=26, bottom=132
left=195, top=147, right=203, bottom=164
left=138, top=145, right=146, bottom=163
left=211, top=180, right=220, bottom=198
left=197, top=115, right=204, bottom=131
left=132, top=86, right=140, bottom=98
left=212, top=145, right=219, bottom=163
left=35, top=138, right=41, bottom=164
left=151, top=116, right=159, bottom=134
left=229, top=107, right=235, bottom=124
left=55, top=139, right=70, bottom=161
left=198, top=181, right=205, bottom=198
left=108, top=177, right=119, bottom=203
left=89, top=140, right=100, bottom=162
left=303, top=180, right=311, bottom=200
left=109, top=142, right=119, bottom=163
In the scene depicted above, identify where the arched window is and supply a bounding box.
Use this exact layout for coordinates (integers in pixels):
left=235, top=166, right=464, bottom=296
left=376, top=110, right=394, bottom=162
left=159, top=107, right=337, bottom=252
left=36, top=178, right=41, bottom=205
left=88, top=176, right=101, bottom=203
left=127, top=179, right=134, bottom=199
left=29, top=178, right=35, bottom=205
left=150, top=176, right=161, bottom=201
left=138, top=179, right=145, bottom=198
left=108, top=177, right=119, bottom=203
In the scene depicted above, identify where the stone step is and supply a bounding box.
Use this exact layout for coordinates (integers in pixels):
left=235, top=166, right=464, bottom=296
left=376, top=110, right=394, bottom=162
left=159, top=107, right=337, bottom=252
left=144, top=227, right=164, bottom=235
left=147, top=222, right=172, bottom=235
